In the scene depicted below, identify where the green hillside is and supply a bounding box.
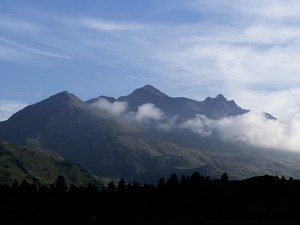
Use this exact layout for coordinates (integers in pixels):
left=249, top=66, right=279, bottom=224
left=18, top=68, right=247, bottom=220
left=0, top=140, right=97, bottom=187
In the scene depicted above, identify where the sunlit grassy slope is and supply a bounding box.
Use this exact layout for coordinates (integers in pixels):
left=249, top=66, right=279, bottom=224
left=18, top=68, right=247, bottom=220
left=0, top=140, right=96, bottom=187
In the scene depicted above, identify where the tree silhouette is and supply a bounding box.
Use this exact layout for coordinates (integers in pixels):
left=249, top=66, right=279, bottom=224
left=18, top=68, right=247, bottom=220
left=167, top=173, right=179, bottom=187
left=220, top=172, right=229, bottom=182
left=69, top=183, right=78, bottom=193
left=180, top=175, right=187, bottom=185
left=157, top=177, right=166, bottom=189
left=20, top=179, right=37, bottom=194
left=191, top=172, right=201, bottom=186
left=11, top=180, right=19, bottom=193
left=54, top=175, right=67, bottom=192
left=117, top=178, right=126, bottom=193
left=87, top=182, right=97, bottom=193
left=107, top=181, right=116, bottom=192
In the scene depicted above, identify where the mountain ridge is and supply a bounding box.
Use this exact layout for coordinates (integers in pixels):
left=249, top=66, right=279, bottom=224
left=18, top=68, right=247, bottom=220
left=88, top=84, right=249, bottom=120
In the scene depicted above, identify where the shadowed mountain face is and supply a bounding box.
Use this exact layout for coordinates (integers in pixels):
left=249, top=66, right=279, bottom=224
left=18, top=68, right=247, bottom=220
left=0, top=85, right=299, bottom=183
left=0, top=91, right=146, bottom=180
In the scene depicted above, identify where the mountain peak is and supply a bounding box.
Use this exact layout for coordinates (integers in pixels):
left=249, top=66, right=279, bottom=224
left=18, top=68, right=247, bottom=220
left=137, top=85, right=168, bottom=97
left=216, top=94, right=226, bottom=100
left=48, top=91, right=83, bottom=105
left=204, top=94, right=231, bottom=103
left=202, top=94, right=249, bottom=117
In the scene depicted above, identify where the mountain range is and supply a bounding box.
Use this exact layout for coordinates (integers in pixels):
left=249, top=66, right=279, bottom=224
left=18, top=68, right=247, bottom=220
left=0, top=85, right=300, bottom=184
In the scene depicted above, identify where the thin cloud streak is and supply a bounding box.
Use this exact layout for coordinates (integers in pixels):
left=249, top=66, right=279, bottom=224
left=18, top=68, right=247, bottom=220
left=0, top=37, right=72, bottom=60
left=79, top=18, right=145, bottom=31
left=0, top=17, right=42, bottom=32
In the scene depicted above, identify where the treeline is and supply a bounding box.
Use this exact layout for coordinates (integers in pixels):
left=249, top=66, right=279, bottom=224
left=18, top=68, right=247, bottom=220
left=1, top=173, right=300, bottom=224
left=0, top=172, right=226, bottom=195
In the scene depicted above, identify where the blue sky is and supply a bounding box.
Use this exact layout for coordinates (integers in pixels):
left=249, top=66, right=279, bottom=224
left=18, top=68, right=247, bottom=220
left=2, top=0, right=300, bottom=121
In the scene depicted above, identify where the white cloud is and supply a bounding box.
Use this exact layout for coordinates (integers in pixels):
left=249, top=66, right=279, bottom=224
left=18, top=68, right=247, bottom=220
left=228, top=88, right=300, bottom=119
left=236, top=0, right=300, bottom=20
left=191, top=0, right=300, bottom=21
left=244, top=24, right=300, bottom=44
left=181, top=112, right=300, bottom=152
left=135, top=103, right=164, bottom=122
left=0, top=101, right=27, bottom=122
left=91, top=99, right=164, bottom=124
left=152, top=20, right=300, bottom=118
left=181, top=114, right=213, bottom=137
left=91, top=98, right=128, bottom=116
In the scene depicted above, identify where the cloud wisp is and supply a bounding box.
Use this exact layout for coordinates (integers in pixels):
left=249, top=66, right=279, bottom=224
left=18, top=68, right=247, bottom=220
left=135, top=103, right=164, bottom=122
left=79, top=18, right=145, bottom=32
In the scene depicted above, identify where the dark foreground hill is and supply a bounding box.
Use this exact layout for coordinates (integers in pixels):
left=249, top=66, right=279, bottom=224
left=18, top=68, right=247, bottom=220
left=0, top=85, right=300, bottom=183
left=0, top=140, right=96, bottom=187
left=1, top=173, right=300, bottom=225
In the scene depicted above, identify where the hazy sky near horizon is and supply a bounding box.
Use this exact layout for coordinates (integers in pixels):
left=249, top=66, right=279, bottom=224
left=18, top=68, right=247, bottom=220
left=1, top=0, right=300, bottom=121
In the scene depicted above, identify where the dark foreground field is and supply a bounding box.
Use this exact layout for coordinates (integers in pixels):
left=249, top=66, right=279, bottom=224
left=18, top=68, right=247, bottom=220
left=1, top=173, right=300, bottom=225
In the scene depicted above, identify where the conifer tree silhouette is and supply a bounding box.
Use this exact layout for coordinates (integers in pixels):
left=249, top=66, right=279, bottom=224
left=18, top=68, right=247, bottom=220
left=54, top=175, right=67, bottom=192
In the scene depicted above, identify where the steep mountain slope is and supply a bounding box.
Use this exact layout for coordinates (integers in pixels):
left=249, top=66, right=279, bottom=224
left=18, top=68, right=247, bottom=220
left=0, top=140, right=96, bottom=186
left=0, top=92, right=145, bottom=179
left=0, top=86, right=299, bottom=183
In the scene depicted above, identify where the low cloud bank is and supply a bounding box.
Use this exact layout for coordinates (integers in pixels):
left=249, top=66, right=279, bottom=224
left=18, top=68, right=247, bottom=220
left=91, top=99, right=164, bottom=123
left=91, top=98, right=128, bottom=116
left=91, top=99, right=300, bottom=152
left=135, top=103, right=164, bottom=122
left=182, top=111, right=300, bottom=152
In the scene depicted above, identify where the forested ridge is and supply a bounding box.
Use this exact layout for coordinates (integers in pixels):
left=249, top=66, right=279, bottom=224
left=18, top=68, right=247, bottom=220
left=1, top=173, right=300, bottom=224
